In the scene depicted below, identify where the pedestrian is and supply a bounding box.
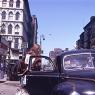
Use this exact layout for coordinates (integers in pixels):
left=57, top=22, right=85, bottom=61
left=18, top=57, right=27, bottom=74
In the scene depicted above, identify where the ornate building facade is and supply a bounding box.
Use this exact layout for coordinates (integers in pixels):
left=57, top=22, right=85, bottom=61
left=0, top=0, right=32, bottom=63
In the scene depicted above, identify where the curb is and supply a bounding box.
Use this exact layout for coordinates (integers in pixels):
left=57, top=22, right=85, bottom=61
left=0, top=79, right=6, bottom=83
left=0, top=78, right=7, bottom=83
left=0, top=81, right=6, bottom=83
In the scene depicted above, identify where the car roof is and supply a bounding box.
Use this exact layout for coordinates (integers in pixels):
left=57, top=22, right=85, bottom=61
left=58, top=49, right=95, bottom=57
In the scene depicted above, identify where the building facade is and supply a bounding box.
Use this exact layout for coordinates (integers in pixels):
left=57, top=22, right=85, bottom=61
left=0, top=35, right=8, bottom=64
left=0, top=0, right=32, bottom=63
left=31, top=15, right=38, bottom=45
left=76, top=16, right=95, bottom=49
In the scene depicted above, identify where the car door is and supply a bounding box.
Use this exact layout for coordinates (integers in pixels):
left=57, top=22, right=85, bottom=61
left=26, top=56, right=60, bottom=95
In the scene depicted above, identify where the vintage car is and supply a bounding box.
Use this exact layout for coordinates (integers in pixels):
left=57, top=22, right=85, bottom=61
left=19, top=49, right=95, bottom=95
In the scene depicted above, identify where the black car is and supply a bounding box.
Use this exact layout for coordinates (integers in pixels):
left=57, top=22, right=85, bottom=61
left=20, top=49, right=95, bottom=95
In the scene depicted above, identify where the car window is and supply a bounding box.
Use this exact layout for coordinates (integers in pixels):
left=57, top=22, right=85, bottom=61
left=63, top=53, right=95, bottom=71
left=29, top=56, right=54, bottom=72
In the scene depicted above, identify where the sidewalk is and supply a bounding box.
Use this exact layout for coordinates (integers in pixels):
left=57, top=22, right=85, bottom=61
left=0, top=80, right=20, bottom=95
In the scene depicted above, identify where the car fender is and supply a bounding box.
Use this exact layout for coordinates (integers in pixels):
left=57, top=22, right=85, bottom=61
left=52, top=79, right=95, bottom=95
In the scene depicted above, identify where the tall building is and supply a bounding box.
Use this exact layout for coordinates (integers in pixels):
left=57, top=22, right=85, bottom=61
left=49, top=48, right=63, bottom=61
left=31, top=15, right=38, bottom=45
left=0, top=0, right=32, bottom=63
left=76, top=16, right=95, bottom=49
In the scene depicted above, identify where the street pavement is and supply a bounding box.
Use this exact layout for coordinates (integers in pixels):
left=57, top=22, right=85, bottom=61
left=0, top=81, right=20, bottom=95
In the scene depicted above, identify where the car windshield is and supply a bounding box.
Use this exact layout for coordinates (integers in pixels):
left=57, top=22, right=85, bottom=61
left=63, top=53, right=95, bottom=71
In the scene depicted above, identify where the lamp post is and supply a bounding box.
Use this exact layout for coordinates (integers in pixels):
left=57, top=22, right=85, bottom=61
left=39, top=34, right=52, bottom=55
left=7, top=36, right=13, bottom=80
left=40, top=34, right=45, bottom=54
left=7, top=36, right=13, bottom=62
left=21, top=42, right=28, bottom=57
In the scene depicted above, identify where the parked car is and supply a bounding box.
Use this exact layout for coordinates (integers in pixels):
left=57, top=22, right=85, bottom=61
left=19, top=49, right=95, bottom=95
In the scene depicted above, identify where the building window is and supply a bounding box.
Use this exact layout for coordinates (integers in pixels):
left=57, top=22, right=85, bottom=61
left=9, top=0, right=13, bottom=7
left=16, top=0, right=20, bottom=8
left=8, top=11, right=13, bottom=20
left=14, top=38, right=19, bottom=49
left=15, top=32, right=19, bottom=34
left=14, top=43, right=18, bottom=49
left=8, top=24, right=12, bottom=34
left=2, top=0, right=7, bottom=7
left=15, top=12, right=20, bottom=20
left=1, top=23, right=6, bottom=33
left=15, top=25, right=20, bottom=34
left=2, top=0, right=7, bottom=2
left=2, top=11, right=6, bottom=19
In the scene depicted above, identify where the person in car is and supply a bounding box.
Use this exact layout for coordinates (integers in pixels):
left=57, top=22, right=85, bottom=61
left=27, top=44, right=42, bottom=71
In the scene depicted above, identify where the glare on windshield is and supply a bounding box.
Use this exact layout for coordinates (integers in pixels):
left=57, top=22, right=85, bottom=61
left=63, top=53, right=95, bottom=71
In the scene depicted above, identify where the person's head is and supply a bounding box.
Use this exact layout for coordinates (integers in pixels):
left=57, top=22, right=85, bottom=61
left=28, top=44, right=41, bottom=56
left=19, top=56, right=23, bottom=62
left=30, top=50, right=36, bottom=56
left=31, top=44, right=41, bottom=56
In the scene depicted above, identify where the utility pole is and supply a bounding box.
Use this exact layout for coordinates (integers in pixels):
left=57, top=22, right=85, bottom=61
left=7, top=36, right=13, bottom=80
left=39, top=34, right=52, bottom=55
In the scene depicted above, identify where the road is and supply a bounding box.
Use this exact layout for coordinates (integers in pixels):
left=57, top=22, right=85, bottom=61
left=0, top=81, right=20, bottom=95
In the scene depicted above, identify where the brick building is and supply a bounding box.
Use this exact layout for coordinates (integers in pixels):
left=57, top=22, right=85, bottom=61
left=76, top=16, right=95, bottom=49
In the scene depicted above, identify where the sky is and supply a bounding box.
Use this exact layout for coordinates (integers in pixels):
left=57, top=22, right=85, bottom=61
left=28, top=0, right=95, bottom=55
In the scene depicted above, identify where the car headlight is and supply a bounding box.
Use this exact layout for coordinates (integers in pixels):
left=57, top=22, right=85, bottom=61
left=83, top=91, right=95, bottom=95
left=21, top=75, right=27, bottom=86
left=70, top=91, right=80, bottom=95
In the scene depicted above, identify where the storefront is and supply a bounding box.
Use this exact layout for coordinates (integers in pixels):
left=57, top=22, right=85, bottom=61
left=0, top=37, right=8, bottom=60
left=0, top=37, right=8, bottom=78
